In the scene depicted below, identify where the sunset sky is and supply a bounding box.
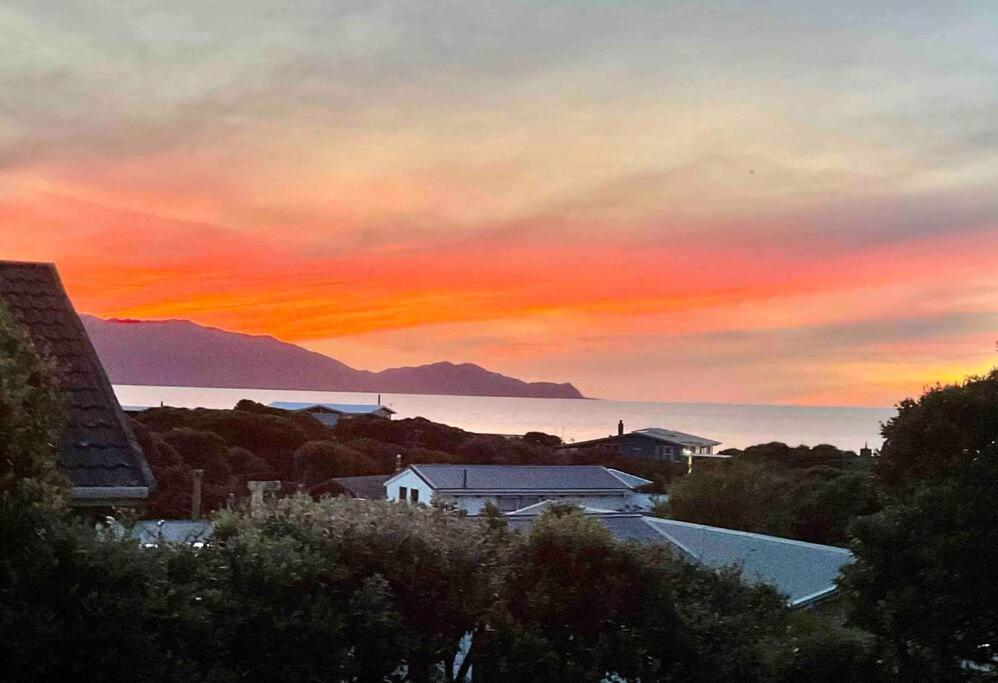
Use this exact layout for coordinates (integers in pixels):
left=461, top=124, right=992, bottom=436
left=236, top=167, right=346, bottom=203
left=2, top=1, right=996, bottom=405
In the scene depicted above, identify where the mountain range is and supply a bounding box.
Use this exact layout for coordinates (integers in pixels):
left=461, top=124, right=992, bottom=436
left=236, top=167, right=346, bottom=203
left=81, top=316, right=585, bottom=399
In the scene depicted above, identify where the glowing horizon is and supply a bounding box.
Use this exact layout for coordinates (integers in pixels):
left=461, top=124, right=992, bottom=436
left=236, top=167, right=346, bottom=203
left=2, top=2, right=996, bottom=406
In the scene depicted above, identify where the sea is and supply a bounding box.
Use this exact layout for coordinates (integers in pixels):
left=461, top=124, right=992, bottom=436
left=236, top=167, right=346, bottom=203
left=112, top=385, right=896, bottom=452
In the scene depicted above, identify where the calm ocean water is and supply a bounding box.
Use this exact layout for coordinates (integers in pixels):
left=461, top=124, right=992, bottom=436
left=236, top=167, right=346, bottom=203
left=113, top=385, right=895, bottom=452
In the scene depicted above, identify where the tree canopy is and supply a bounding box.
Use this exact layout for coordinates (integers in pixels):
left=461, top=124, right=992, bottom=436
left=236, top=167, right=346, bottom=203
left=0, top=304, right=68, bottom=506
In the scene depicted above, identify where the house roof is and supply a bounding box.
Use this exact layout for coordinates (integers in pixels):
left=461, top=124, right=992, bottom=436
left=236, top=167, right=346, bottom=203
left=559, top=427, right=722, bottom=450
left=632, top=428, right=722, bottom=447
left=333, top=474, right=391, bottom=499
left=504, top=509, right=852, bottom=607
left=393, top=464, right=652, bottom=492
left=269, top=401, right=395, bottom=415
left=0, top=261, right=154, bottom=505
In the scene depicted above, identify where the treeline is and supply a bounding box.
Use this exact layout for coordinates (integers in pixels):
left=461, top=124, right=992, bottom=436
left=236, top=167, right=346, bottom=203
left=0, top=493, right=875, bottom=682
left=663, top=442, right=877, bottom=545
left=131, top=402, right=685, bottom=519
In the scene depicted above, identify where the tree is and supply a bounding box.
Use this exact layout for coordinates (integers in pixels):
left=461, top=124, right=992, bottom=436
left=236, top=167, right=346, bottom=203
left=0, top=304, right=68, bottom=506
left=214, top=495, right=501, bottom=681
left=478, top=506, right=795, bottom=682
left=664, top=443, right=875, bottom=545
left=842, top=368, right=998, bottom=679
left=875, top=368, right=998, bottom=494
left=290, top=440, right=381, bottom=484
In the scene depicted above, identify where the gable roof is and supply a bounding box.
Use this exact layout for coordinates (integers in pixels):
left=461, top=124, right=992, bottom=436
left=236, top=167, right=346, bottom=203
left=559, top=427, right=722, bottom=450
left=504, top=509, right=852, bottom=607
left=0, top=261, right=154, bottom=505
left=269, top=401, right=395, bottom=415
left=392, top=464, right=651, bottom=492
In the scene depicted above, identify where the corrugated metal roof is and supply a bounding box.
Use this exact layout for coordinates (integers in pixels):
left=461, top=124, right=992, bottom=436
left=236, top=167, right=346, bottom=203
left=505, top=510, right=851, bottom=607
left=405, top=464, right=652, bottom=492
left=269, top=401, right=395, bottom=415
left=0, top=261, right=154, bottom=502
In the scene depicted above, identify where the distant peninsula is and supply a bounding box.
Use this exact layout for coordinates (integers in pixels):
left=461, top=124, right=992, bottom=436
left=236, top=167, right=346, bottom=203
left=81, top=316, right=585, bottom=399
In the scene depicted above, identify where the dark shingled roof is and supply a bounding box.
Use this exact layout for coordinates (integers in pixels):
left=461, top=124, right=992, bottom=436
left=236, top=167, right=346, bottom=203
left=333, top=474, right=390, bottom=499
left=0, top=261, right=154, bottom=504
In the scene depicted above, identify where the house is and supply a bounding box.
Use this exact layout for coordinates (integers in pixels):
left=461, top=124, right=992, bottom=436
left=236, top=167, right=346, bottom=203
left=0, top=261, right=155, bottom=507
left=504, top=504, right=852, bottom=608
left=558, top=422, right=728, bottom=466
left=384, top=464, right=652, bottom=514
left=269, top=401, right=395, bottom=427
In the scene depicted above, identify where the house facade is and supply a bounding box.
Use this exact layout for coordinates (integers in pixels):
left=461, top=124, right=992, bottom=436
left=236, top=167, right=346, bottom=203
left=558, top=425, right=727, bottom=464
left=384, top=464, right=652, bottom=514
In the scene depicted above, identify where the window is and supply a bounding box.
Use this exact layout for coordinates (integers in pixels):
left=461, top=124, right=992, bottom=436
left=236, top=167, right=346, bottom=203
left=398, top=486, right=408, bottom=501
left=410, top=488, right=420, bottom=504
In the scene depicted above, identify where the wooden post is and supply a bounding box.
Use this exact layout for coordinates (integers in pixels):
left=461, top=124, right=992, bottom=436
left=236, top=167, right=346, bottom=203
left=191, top=469, right=204, bottom=520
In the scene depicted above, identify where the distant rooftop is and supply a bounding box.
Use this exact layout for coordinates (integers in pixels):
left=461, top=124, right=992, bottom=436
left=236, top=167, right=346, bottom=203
left=269, top=401, right=395, bottom=415
left=399, top=464, right=651, bottom=492
left=632, top=427, right=722, bottom=448
left=0, top=260, right=155, bottom=505
left=505, top=509, right=852, bottom=607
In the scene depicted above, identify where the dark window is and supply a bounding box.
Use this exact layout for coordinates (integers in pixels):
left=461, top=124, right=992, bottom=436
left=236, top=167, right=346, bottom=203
left=399, top=486, right=408, bottom=501
left=410, top=489, right=419, bottom=503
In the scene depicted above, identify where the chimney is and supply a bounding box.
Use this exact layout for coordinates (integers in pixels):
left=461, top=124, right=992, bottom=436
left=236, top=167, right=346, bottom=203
left=395, top=453, right=403, bottom=471
left=618, top=419, right=624, bottom=436
left=462, top=468, right=468, bottom=488
left=191, top=469, right=204, bottom=520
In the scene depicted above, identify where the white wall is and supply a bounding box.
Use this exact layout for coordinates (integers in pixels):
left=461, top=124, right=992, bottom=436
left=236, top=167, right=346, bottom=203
left=385, top=470, right=433, bottom=505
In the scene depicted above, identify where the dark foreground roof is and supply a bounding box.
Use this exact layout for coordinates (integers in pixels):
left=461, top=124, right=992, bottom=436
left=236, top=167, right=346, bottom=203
left=399, top=464, right=651, bottom=492
left=0, top=261, right=154, bottom=505
left=333, top=474, right=391, bottom=499
left=505, top=509, right=851, bottom=607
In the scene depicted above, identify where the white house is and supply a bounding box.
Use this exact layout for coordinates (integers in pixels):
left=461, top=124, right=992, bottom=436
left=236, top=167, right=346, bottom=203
left=383, top=464, right=652, bottom=515
left=269, top=401, right=395, bottom=427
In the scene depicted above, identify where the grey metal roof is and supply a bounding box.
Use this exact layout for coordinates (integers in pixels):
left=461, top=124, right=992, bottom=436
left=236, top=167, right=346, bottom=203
left=505, top=510, right=851, bottom=607
left=334, top=474, right=390, bottom=499
left=0, top=261, right=154, bottom=504
left=269, top=401, right=395, bottom=415
left=631, top=428, right=722, bottom=447
left=406, top=465, right=652, bottom=492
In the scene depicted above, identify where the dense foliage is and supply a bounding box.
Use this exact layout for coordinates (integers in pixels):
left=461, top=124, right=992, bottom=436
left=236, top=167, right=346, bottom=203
left=0, top=492, right=876, bottom=682
left=663, top=442, right=877, bottom=545
left=0, top=304, right=67, bottom=505
left=842, top=368, right=998, bottom=680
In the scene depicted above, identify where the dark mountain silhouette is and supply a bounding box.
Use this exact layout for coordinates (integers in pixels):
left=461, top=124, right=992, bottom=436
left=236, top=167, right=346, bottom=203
left=80, top=316, right=585, bottom=399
